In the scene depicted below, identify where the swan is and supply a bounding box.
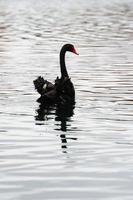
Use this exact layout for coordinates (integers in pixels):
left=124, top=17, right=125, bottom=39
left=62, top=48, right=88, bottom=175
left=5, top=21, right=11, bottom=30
left=33, top=44, right=78, bottom=105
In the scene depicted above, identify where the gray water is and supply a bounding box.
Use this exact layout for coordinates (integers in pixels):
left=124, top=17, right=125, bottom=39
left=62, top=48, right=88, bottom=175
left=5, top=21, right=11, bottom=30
left=0, top=0, right=133, bottom=199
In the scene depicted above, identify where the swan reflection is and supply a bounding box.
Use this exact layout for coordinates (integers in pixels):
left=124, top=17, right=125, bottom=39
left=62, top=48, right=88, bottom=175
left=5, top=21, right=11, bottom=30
left=35, top=103, right=77, bottom=152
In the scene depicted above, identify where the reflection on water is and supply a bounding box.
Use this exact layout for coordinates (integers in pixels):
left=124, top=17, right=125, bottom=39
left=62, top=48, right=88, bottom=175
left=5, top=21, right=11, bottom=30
left=1, top=0, right=133, bottom=199
left=35, top=103, right=77, bottom=152
left=55, top=104, right=75, bottom=132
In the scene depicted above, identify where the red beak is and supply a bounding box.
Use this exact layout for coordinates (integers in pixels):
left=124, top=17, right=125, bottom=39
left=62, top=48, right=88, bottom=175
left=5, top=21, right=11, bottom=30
left=72, top=47, right=79, bottom=55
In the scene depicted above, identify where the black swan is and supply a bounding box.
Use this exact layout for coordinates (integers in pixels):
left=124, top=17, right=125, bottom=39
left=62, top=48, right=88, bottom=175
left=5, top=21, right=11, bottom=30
left=33, top=44, right=78, bottom=105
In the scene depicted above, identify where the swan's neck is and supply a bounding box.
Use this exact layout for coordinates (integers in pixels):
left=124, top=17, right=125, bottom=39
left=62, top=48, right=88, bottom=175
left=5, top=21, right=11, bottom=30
left=60, top=49, right=68, bottom=79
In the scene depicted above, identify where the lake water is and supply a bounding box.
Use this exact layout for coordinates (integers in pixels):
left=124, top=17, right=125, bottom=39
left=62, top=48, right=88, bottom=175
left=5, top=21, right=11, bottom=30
left=0, top=0, right=133, bottom=199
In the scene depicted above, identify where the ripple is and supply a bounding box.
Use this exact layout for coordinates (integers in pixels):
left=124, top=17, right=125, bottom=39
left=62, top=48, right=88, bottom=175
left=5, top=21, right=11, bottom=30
left=1, top=0, right=133, bottom=199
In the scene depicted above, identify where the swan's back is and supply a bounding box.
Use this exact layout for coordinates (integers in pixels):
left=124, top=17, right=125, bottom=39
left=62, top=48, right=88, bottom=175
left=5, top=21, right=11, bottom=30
left=55, top=77, right=75, bottom=104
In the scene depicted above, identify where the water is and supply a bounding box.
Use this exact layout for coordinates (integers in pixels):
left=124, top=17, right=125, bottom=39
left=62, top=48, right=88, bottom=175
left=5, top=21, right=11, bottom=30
left=0, top=0, right=133, bottom=199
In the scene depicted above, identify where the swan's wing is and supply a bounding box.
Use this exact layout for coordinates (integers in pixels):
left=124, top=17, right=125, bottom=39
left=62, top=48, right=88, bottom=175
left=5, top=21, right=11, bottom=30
left=33, top=76, right=54, bottom=95
left=37, top=89, right=57, bottom=104
left=46, top=81, right=55, bottom=91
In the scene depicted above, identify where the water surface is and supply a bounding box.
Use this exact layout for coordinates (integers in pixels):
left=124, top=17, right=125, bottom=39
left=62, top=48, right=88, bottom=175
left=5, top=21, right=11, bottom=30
left=0, top=0, right=133, bottom=199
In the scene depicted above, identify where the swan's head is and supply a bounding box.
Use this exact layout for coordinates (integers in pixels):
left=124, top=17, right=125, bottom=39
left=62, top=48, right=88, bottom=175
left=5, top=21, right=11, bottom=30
left=63, top=44, right=79, bottom=55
